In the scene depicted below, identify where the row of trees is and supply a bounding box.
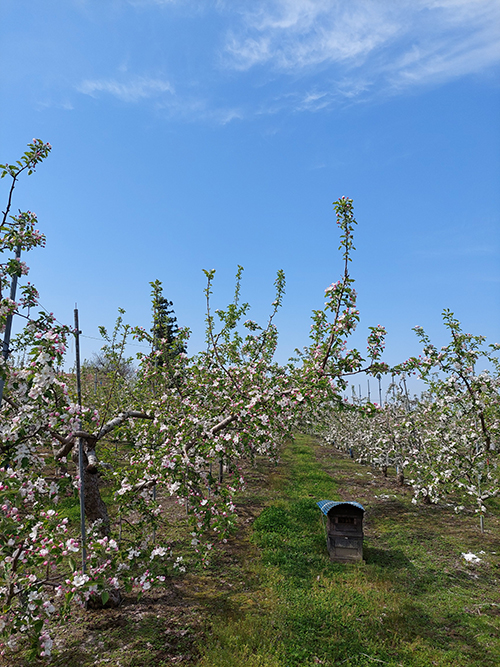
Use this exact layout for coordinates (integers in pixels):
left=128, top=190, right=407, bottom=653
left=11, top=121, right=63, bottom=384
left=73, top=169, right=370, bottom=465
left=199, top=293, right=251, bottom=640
left=0, top=141, right=389, bottom=658
left=320, top=313, right=500, bottom=518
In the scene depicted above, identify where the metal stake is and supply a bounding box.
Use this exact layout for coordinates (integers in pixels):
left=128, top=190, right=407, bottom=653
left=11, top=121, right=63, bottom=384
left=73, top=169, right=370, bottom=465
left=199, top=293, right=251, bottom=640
left=0, top=245, right=21, bottom=408
left=74, top=307, right=87, bottom=574
left=152, top=484, right=157, bottom=544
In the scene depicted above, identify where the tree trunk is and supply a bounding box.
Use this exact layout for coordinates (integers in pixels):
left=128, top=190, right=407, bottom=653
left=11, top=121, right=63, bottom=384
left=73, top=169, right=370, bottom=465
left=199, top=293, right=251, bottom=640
left=73, top=442, right=110, bottom=535
left=422, top=492, right=431, bottom=505
left=83, top=468, right=110, bottom=535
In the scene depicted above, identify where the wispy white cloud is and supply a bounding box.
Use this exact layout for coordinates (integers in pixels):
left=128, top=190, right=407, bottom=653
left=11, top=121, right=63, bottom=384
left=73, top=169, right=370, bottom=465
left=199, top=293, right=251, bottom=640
left=388, top=25, right=500, bottom=89
left=77, top=76, right=174, bottom=102
left=76, top=70, right=244, bottom=124
left=223, top=0, right=500, bottom=96
left=156, top=93, right=244, bottom=124
left=226, top=1, right=400, bottom=70
left=35, top=99, right=75, bottom=111
left=72, top=0, right=499, bottom=119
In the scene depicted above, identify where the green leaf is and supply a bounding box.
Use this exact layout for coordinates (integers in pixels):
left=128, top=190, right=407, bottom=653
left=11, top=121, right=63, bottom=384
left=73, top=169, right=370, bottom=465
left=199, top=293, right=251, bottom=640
left=101, top=590, right=110, bottom=606
left=68, top=557, right=76, bottom=573
left=33, top=619, right=44, bottom=634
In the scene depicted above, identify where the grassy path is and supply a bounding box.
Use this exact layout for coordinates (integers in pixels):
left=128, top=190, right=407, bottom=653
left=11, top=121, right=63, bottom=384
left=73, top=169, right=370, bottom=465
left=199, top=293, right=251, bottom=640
left=197, top=435, right=500, bottom=667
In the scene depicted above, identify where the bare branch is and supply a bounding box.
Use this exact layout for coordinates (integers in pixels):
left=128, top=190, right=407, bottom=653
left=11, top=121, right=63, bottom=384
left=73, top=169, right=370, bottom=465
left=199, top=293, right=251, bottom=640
left=210, top=413, right=238, bottom=435
left=6, top=539, right=25, bottom=606
left=134, top=478, right=157, bottom=492
left=96, top=410, right=153, bottom=440
left=52, top=412, right=151, bottom=461
left=52, top=432, right=77, bottom=459
left=1, top=393, right=19, bottom=409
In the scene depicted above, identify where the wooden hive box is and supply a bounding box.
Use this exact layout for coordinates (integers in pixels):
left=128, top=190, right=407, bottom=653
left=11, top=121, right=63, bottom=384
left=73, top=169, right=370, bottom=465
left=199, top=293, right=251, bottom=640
left=317, top=500, right=365, bottom=563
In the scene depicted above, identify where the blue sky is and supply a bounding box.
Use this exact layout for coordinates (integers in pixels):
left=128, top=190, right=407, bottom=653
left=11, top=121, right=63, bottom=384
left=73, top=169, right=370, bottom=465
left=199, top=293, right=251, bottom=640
left=1, top=0, right=499, bottom=397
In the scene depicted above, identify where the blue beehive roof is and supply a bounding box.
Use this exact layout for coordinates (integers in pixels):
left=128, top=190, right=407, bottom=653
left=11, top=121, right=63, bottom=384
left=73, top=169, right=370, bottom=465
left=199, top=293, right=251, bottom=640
left=317, top=500, right=365, bottom=515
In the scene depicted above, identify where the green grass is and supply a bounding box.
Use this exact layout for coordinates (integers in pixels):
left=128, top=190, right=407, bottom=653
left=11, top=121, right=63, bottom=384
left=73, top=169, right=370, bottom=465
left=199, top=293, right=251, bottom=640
left=197, top=435, right=500, bottom=667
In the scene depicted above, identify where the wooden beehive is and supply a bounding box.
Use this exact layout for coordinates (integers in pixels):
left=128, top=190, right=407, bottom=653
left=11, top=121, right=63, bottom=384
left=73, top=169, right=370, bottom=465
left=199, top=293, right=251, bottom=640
left=317, top=500, right=365, bottom=562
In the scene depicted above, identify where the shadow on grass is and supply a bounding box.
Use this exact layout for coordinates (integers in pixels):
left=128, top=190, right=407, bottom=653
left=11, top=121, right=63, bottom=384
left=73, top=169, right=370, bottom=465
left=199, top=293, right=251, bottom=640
left=363, top=545, right=413, bottom=568
left=379, top=602, right=500, bottom=667
left=50, top=612, right=198, bottom=667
